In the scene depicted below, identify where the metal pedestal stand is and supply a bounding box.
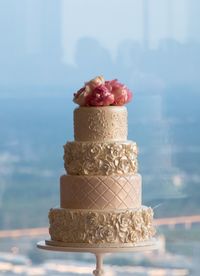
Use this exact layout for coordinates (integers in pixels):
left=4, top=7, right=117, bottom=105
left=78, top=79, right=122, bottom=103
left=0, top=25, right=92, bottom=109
left=37, top=239, right=157, bottom=276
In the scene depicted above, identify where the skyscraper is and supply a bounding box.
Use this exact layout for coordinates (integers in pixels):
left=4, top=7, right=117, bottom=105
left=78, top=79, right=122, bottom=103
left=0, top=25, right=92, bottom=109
left=0, top=0, right=65, bottom=87
left=166, top=0, right=173, bottom=39
left=187, top=0, right=200, bottom=43
left=0, top=1, right=27, bottom=59
left=143, top=0, right=150, bottom=49
left=26, top=0, right=62, bottom=58
left=0, top=0, right=62, bottom=59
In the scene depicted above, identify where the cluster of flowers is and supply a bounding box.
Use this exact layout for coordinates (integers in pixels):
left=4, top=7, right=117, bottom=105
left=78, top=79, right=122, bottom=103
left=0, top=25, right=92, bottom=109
left=73, top=76, right=132, bottom=106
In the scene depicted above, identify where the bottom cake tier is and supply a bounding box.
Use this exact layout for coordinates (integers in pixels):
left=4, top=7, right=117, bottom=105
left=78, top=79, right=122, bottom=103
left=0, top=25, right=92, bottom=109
left=48, top=207, right=155, bottom=247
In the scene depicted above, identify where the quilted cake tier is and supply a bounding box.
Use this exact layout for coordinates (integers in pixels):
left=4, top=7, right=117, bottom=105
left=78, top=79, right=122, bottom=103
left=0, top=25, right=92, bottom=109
left=60, top=174, right=141, bottom=210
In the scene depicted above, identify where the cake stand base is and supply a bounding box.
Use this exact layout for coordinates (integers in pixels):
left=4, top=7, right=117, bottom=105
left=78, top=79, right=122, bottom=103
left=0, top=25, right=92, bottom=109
left=37, top=239, right=158, bottom=276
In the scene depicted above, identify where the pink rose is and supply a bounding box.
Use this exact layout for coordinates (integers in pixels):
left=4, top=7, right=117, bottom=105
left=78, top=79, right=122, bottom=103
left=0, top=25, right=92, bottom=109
left=104, top=80, right=112, bottom=92
left=73, top=86, right=92, bottom=106
left=126, top=88, right=132, bottom=102
left=86, top=85, right=114, bottom=106
left=107, top=79, right=133, bottom=106
left=109, top=79, right=124, bottom=90
left=73, top=76, right=133, bottom=106
left=85, top=76, right=105, bottom=90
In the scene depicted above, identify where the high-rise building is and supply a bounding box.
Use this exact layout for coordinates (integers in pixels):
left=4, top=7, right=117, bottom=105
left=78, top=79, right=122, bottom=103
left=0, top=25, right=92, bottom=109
left=166, top=0, right=173, bottom=39
left=26, top=0, right=62, bottom=58
left=142, top=0, right=150, bottom=49
left=0, top=1, right=27, bottom=59
left=0, top=0, right=62, bottom=59
left=187, top=0, right=200, bottom=43
left=0, top=0, right=64, bottom=87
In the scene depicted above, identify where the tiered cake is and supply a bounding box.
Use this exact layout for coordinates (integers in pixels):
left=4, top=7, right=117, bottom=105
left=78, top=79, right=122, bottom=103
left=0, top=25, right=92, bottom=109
left=47, top=76, right=155, bottom=247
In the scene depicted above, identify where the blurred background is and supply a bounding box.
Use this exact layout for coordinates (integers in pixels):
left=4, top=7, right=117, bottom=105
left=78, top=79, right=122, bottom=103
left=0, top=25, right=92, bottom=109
left=0, top=0, right=200, bottom=275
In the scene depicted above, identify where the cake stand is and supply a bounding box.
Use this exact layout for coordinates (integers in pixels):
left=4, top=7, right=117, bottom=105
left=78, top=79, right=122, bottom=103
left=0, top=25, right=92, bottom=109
left=37, top=239, right=158, bottom=276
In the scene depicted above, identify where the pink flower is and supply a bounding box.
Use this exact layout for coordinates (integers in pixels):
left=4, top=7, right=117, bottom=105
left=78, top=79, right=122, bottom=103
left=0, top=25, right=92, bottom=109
left=73, top=76, right=133, bottom=107
left=107, top=79, right=133, bottom=106
left=109, top=79, right=124, bottom=90
left=105, top=80, right=113, bottom=92
left=126, top=88, right=132, bottom=102
left=85, top=76, right=105, bottom=90
left=73, top=86, right=91, bottom=106
left=86, top=85, right=114, bottom=106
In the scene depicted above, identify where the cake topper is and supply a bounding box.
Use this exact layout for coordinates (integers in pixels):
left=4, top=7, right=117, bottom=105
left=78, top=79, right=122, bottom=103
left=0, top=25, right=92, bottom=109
left=73, top=76, right=132, bottom=106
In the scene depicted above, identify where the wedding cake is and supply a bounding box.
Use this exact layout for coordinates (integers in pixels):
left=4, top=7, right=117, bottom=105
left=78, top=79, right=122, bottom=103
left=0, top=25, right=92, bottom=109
left=47, top=76, right=155, bottom=248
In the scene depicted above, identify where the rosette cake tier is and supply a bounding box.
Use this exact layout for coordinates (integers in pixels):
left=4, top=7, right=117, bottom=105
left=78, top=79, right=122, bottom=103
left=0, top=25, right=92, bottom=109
left=47, top=77, right=155, bottom=247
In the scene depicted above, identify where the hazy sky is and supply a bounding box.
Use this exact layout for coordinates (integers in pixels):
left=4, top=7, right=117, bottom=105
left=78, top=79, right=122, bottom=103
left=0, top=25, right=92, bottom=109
left=0, top=0, right=192, bottom=66
left=62, top=0, right=188, bottom=64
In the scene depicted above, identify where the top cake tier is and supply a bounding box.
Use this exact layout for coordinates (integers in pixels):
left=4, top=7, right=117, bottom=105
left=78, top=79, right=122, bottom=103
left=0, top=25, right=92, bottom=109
left=74, top=106, right=128, bottom=142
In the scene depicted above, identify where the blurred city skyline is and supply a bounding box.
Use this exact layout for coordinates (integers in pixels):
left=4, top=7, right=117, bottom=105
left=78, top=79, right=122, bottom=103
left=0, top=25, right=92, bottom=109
left=0, top=2, right=200, bottom=272
left=1, top=0, right=200, bottom=58
left=0, top=0, right=200, bottom=95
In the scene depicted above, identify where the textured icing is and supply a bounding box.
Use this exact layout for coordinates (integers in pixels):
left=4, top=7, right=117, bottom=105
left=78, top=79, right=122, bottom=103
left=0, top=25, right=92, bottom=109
left=47, top=98, right=156, bottom=247
left=49, top=207, right=155, bottom=245
left=60, top=174, right=141, bottom=210
left=64, top=141, right=138, bottom=175
left=74, top=106, right=127, bottom=141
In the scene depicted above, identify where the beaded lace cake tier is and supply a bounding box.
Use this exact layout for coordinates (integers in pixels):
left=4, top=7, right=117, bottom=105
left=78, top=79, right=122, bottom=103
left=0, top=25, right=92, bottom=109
left=48, top=207, right=155, bottom=247
left=60, top=174, right=141, bottom=210
left=64, top=141, right=138, bottom=175
left=74, top=106, right=127, bottom=141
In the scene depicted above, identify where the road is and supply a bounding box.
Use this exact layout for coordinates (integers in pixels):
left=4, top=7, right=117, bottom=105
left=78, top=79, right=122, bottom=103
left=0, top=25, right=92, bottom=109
left=0, top=215, right=199, bottom=238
